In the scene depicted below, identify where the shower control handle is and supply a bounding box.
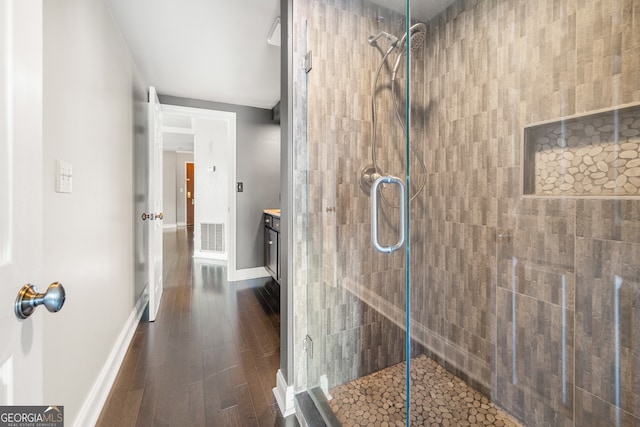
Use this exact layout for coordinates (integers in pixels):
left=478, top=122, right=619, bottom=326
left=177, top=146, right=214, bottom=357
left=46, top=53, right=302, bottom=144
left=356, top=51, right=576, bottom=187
left=371, top=176, right=405, bottom=253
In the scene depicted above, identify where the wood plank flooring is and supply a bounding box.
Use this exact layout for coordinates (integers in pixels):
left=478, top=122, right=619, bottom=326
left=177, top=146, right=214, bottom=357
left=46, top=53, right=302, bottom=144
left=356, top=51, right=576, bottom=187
left=97, top=227, right=296, bottom=427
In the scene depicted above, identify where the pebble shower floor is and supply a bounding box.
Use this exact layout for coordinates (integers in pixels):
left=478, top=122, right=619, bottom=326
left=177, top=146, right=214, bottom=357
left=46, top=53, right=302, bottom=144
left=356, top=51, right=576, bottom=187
left=328, top=354, right=523, bottom=427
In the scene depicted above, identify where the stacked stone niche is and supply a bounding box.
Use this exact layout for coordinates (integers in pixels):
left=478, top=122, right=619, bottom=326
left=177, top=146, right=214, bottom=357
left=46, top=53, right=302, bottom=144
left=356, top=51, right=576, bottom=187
left=524, top=103, right=640, bottom=197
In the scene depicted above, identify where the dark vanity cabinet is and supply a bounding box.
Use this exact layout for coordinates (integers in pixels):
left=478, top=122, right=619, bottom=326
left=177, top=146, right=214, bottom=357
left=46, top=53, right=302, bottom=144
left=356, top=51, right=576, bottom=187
left=264, top=213, right=280, bottom=283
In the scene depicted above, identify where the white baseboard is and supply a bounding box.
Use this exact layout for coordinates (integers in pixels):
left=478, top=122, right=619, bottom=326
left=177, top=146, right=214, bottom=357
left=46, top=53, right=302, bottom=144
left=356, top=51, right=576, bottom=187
left=162, top=223, right=177, bottom=229
left=177, top=222, right=187, bottom=227
left=73, top=291, right=148, bottom=427
left=273, top=369, right=295, bottom=417
left=193, top=250, right=227, bottom=261
left=228, top=266, right=270, bottom=282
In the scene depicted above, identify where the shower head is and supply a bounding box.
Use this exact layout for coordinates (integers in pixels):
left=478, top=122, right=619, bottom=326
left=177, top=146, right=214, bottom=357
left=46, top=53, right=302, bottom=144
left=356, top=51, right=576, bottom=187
left=398, top=22, right=427, bottom=52
left=368, top=31, right=399, bottom=47
left=391, top=22, right=426, bottom=80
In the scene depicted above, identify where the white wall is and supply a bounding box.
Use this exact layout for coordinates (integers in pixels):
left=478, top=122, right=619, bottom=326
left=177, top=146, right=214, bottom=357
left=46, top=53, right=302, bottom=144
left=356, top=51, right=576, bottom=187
left=42, top=0, right=144, bottom=423
left=193, top=115, right=235, bottom=259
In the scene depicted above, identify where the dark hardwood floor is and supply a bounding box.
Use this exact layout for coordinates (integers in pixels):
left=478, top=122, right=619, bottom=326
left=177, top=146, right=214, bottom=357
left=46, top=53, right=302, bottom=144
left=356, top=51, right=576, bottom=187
left=97, top=227, right=296, bottom=427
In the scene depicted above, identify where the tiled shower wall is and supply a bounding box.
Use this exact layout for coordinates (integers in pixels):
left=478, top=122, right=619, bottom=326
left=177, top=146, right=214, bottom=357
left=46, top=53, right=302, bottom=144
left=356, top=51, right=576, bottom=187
left=293, top=0, right=640, bottom=426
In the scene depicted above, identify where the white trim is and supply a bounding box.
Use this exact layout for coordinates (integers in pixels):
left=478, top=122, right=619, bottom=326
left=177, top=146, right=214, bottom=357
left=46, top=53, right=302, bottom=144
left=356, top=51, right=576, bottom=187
left=177, top=222, right=187, bottom=227
left=227, top=116, right=237, bottom=283
left=273, top=369, right=295, bottom=417
left=161, top=104, right=235, bottom=120
left=193, top=250, right=227, bottom=261
left=162, top=223, right=177, bottom=229
left=162, top=125, right=195, bottom=135
left=228, top=266, right=270, bottom=282
left=74, top=291, right=148, bottom=427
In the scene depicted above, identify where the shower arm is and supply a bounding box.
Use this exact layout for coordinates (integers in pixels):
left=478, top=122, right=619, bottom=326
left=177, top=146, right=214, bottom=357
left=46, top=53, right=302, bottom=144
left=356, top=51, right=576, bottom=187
left=368, top=31, right=399, bottom=47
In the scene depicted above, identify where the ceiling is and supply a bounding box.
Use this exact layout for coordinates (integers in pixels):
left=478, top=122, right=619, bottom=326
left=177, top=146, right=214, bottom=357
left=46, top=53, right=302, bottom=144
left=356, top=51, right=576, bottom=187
left=105, top=0, right=281, bottom=110
left=104, top=0, right=455, bottom=151
left=372, top=0, right=456, bottom=21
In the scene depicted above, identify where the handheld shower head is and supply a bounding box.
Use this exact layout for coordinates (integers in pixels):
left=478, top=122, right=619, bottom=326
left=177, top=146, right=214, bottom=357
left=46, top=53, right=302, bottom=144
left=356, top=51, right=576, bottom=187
left=398, top=22, right=427, bottom=51
left=365, top=22, right=429, bottom=203
left=391, top=22, right=426, bottom=80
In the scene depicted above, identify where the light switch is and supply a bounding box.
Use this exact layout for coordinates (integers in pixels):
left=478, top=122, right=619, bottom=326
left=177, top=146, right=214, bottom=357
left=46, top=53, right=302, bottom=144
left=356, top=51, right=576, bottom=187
left=56, top=160, right=72, bottom=193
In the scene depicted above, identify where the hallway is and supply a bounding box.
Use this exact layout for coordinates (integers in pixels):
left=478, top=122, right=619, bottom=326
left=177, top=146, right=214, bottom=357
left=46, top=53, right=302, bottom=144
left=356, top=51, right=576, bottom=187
left=97, top=227, right=292, bottom=426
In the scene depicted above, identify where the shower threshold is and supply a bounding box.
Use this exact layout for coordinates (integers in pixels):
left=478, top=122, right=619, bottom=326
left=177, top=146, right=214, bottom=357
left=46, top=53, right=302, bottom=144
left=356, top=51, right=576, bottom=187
left=327, top=354, right=523, bottom=427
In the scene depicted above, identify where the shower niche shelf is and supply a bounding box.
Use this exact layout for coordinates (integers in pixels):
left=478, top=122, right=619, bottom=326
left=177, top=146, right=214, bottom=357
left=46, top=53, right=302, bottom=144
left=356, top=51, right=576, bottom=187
left=523, top=103, right=640, bottom=198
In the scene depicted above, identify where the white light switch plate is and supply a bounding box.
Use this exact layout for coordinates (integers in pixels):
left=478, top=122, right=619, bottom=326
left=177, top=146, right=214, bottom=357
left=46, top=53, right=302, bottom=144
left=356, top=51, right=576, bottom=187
left=56, top=160, right=72, bottom=193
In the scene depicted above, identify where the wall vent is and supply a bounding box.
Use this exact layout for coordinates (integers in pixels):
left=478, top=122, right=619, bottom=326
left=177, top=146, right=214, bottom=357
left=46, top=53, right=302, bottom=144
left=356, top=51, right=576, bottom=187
left=201, top=223, right=225, bottom=253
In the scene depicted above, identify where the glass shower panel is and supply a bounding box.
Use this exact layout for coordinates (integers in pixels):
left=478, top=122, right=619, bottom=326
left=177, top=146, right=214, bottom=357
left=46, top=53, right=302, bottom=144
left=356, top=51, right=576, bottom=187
left=406, top=1, right=640, bottom=427
left=300, top=0, right=413, bottom=424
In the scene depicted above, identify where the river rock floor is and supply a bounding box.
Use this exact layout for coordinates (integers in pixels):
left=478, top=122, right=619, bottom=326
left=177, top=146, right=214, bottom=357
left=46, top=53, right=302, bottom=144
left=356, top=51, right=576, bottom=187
left=328, top=354, right=523, bottom=427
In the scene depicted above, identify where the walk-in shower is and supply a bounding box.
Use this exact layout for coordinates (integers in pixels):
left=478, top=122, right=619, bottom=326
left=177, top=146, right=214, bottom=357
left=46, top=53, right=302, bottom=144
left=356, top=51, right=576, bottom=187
left=293, top=0, right=640, bottom=426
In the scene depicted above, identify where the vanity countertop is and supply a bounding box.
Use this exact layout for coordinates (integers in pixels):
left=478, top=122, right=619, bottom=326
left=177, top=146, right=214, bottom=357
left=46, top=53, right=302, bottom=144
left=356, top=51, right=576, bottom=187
left=263, top=209, right=281, bottom=218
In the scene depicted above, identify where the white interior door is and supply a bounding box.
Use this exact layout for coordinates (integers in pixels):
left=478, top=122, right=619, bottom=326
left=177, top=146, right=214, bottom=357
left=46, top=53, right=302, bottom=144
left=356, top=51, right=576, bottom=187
left=147, top=87, right=163, bottom=321
left=0, top=0, right=45, bottom=405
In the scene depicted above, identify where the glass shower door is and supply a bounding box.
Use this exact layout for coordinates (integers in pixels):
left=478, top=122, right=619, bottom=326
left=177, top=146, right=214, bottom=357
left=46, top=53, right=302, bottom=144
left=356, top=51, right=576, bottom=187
left=299, top=0, right=415, bottom=424
left=405, top=2, right=640, bottom=427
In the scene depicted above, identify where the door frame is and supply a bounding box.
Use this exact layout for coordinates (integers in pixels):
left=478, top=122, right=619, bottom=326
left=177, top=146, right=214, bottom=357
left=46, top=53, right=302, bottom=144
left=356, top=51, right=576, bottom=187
left=185, top=160, right=194, bottom=226
left=160, top=104, right=247, bottom=282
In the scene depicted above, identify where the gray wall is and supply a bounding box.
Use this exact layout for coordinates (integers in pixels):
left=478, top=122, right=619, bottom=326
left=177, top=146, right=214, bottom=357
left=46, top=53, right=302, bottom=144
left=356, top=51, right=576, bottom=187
left=159, top=95, right=281, bottom=269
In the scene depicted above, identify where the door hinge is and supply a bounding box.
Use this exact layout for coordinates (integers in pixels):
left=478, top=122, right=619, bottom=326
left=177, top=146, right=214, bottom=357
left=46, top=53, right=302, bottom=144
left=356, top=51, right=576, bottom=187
left=303, top=334, right=313, bottom=359
left=304, top=51, right=313, bottom=73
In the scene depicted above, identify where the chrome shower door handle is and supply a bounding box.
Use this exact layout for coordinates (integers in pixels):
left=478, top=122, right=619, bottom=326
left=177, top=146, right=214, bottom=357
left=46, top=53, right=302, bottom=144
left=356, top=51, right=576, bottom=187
left=371, top=175, right=405, bottom=253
